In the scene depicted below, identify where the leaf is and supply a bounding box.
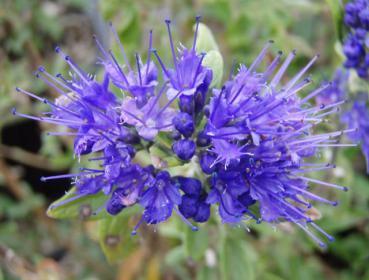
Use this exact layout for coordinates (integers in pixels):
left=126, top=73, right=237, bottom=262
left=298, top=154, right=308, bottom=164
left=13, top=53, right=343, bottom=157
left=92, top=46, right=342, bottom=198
left=195, top=23, right=220, bottom=53
left=325, top=0, right=344, bottom=41
left=219, top=235, right=256, bottom=280
left=47, top=188, right=108, bottom=221
left=197, top=266, right=218, bottom=280
left=195, top=23, right=224, bottom=88
left=183, top=226, right=209, bottom=261
left=203, top=50, right=224, bottom=88
left=98, top=206, right=140, bottom=263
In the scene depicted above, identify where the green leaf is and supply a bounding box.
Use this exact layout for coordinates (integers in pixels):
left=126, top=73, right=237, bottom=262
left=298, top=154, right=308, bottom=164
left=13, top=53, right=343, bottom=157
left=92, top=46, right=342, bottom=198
left=98, top=206, right=140, bottom=263
left=195, top=23, right=224, bottom=88
left=47, top=188, right=108, bottom=220
left=203, top=50, right=224, bottom=88
left=219, top=235, right=256, bottom=280
left=325, top=0, right=344, bottom=41
left=195, top=23, right=220, bottom=53
left=183, top=226, right=209, bottom=261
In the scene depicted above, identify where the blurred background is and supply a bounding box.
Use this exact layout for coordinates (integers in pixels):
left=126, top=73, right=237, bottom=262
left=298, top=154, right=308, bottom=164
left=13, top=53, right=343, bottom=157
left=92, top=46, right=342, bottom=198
left=0, top=0, right=368, bottom=279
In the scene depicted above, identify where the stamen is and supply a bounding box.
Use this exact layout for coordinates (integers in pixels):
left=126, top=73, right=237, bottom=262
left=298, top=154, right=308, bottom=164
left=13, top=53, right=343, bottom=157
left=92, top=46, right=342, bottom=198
left=37, top=66, right=72, bottom=91
left=289, top=185, right=338, bottom=206
left=108, top=50, right=130, bottom=86
left=156, top=89, right=184, bottom=118
left=300, top=82, right=332, bottom=104
left=151, top=49, right=171, bottom=78
left=309, top=222, right=335, bottom=242
left=270, top=50, right=296, bottom=88
left=191, top=52, right=206, bottom=88
left=229, top=83, right=247, bottom=104
left=109, top=22, right=132, bottom=72
left=297, top=176, right=348, bottom=191
left=192, top=15, right=201, bottom=51
left=174, top=207, right=199, bottom=232
left=131, top=216, right=145, bottom=236
left=146, top=83, right=168, bottom=117
left=35, top=71, right=69, bottom=97
left=285, top=54, right=319, bottom=91
left=292, top=164, right=336, bottom=173
left=263, top=51, right=283, bottom=79
left=210, top=87, right=225, bottom=122
left=135, top=53, right=143, bottom=85
left=165, top=19, right=180, bottom=83
left=146, top=30, right=153, bottom=77
left=121, top=108, right=146, bottom=125
left=15, top=87, right=43, bottom=102
left=247, top=40, right=274, bottom=74
left=295, top=222, right=326, bottom=248
left=40, top=172, right=94, bottom=181
left=283, top=77, right=312, bottom=98
left=93, top=34, right=109, bottom=59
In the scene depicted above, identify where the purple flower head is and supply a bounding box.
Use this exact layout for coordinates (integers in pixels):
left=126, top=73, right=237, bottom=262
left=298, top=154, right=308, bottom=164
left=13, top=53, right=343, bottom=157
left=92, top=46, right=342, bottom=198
left=14, top=17, right=351, bottom=246
left=152, top=17, right=213, bottom=114
left=95, top=26, right=158, bottom=108
left=200, top=42, right=350, bottom=247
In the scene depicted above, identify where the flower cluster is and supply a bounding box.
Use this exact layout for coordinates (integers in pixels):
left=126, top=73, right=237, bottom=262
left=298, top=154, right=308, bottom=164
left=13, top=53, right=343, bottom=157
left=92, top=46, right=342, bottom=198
left=343, top=0, right=369, bottom=78
left=315, top=69, right=348, bottom=106
left=341, top=94, right=369, bottom=172
left=14, top=17, right=350, bottom=247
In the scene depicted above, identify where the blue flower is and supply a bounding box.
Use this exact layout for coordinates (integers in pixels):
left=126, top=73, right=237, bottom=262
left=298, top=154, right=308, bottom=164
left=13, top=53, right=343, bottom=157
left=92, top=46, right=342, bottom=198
left=139, top=171, right=181, bottom=224
left=13, top=17, right=350, bottom=247
left=343, top=0, right=369, bottom=78
left=341, top=95, right=369, bottom=172
left=95, top=26, right=158, bottom=108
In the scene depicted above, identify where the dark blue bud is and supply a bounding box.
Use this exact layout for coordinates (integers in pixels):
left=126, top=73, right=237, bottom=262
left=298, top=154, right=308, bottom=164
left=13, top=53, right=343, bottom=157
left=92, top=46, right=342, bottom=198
left=343, top=39, right=364, bottom=60
left=193, top=202, right=210, bottom=223
left=176, top=176, right=202, bottom=196
left=179, top=95, right=194, bottom=114
left=365, top=53, right=369, bottom=67
left=120, top=127, right=140, bottom=144
left=178, top=195, right=199, bottom=218
left=359, top=9, right=369, bottom=30
left=196, top=130, right=211, bottom=147
left=357, top=66, right=368, bottom=78
left=171, top=129, right=182, bottom=140
left=238, top=192, right=256, bottom=207
left=199, top=152, right=217, bottom=174
left=106, top=189, right=126, bottom=215
left=126, top=145, right=136, bottom=158
left=172, top=139, right=196, bottom=160
left=194, top=91, right=205, bottom=113
left=173, top=112, right=194, bottom=138
left=345, top=3, right=358, bottom=15
left=344, top=58, right=360, bottom=68
left=355, top=28, right=367, bottom=39
left=344, top=13, right=359, bottom=27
